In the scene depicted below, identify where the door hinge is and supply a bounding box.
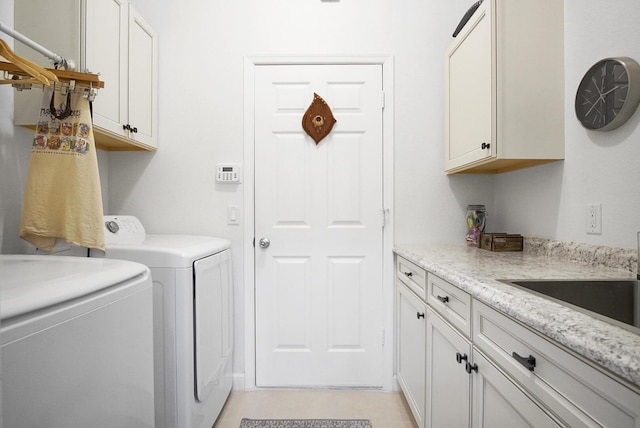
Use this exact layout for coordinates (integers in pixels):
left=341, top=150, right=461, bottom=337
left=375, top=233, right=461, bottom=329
left=382, top=328, right=385, bottom=346
left=252, top=237, right=255, bottom=248
left=381, top=91, right=385, bottom=109
left=381, top=208, right=389, bottom=228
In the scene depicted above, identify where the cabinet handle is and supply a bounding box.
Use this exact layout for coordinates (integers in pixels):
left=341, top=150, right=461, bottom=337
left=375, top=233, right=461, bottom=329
left=417, top=312, right=425, bottom=319
left=122, top=124, right=139, bottom=134
left=403, top=271, right=413, bottom=277
left=437, top=295, right=449, bottom=304
left=512, top=352, right=536, bottom=371
left=481, top=142, right=491, bottom=150
left=456, top=352, right=468, bottom=364
left=465, top=361, right=478, bottom=374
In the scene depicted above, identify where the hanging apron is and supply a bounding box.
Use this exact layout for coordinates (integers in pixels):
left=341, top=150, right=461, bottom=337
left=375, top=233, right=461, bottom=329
left=19, top=88, right=105, bottom=252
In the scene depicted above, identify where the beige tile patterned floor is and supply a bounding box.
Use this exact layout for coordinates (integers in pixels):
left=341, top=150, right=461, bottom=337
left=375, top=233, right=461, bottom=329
left=213, top=390, right=418, bottom=428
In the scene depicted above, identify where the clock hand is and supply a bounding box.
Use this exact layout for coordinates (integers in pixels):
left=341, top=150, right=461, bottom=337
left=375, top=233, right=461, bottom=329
left=601, top=85, right=619, bottom=97
left=591, top=76, right=603, bottom=95
left=584, top=100, right=600, bottom=117
left=584, top=96, right=603, bottom=118
left=584, top=84, right=620, bottom=118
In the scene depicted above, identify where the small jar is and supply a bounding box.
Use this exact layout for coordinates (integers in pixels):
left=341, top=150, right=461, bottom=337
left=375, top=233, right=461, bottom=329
left=466, top=205, right=487, bottom=246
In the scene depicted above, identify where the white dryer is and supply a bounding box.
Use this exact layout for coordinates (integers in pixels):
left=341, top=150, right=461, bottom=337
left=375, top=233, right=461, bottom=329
left=91, top=215, right=233, bottom=428
left=1, top=255, right=155, bottom=428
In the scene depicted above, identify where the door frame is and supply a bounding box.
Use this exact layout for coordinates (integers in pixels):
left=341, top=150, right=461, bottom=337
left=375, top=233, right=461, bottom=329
left=243, top=55, right=395, bottom=390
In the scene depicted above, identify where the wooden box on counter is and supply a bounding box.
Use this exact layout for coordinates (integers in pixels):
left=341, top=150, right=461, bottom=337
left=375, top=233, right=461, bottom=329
left=479, top=233, right=523, bottom=252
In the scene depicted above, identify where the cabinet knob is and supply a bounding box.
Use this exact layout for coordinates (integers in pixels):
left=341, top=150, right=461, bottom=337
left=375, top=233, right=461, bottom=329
left=481, top=142, right=491, bottom=150
left=456, top=352, right=468, bottom=364
left=465, top=361, right=478, bottom=374
left=436, top=295, right=450, bottom=304
left=512, top=352, right=536, bottom=371
left=416, top=312, right=425, bottom=319
left=403, top=271, right=413, bottom=277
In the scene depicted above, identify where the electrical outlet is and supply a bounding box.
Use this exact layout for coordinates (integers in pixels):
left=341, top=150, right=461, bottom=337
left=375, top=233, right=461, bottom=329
left=586, top=203, right=602, bottom=235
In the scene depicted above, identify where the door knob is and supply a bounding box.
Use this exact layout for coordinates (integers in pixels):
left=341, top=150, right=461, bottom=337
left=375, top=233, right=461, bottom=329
left=259, top=237, right=271, bottom=248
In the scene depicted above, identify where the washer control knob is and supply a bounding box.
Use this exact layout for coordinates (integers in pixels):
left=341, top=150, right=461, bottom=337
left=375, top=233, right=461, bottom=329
left=105, top=220, right=120, bottom=234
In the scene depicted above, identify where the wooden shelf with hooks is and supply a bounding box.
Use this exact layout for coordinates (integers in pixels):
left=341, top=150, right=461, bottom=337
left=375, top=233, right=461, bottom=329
left=0, top=61, right=104, bottom=88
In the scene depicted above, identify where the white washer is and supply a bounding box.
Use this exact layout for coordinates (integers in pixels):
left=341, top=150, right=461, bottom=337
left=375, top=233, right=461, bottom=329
left=92, top=215, right=233, bottom=428
left=0, top=255, right=155, bottom=428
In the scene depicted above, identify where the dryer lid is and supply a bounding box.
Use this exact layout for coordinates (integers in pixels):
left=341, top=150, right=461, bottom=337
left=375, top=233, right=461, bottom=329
left=98, top=215, right=231, bottom=267
left=99, top=235, right=231, bottom=268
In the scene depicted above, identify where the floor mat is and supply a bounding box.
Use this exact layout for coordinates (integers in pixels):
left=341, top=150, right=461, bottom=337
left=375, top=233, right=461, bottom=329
left=239, top=419, right=373, bottom=428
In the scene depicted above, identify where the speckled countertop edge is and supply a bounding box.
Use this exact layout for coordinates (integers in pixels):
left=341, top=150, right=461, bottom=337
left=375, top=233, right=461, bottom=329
left=393, top=240, right=640, bottom=388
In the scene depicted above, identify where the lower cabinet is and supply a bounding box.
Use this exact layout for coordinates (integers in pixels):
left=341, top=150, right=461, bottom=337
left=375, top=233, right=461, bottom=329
left=425, top=306, right=559, bottom=427
left=425, top=307, right=471, bottom=428
left=396, top=282, right=426, bottom=428
left=395, top=256, right=640, bottom=428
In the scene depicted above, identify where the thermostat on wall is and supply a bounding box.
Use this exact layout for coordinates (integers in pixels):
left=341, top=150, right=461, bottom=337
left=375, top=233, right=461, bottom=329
left=216, top=163, right=241, bottom=183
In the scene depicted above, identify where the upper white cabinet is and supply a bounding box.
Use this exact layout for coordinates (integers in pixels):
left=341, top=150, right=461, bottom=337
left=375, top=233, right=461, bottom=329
left=445, top=0, right=564, bottom=174
left=14, top=0, right=158, bottom=151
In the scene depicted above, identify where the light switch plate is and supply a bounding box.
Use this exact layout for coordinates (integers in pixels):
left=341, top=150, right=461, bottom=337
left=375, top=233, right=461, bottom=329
left=228, top=205, right=240, bottom=225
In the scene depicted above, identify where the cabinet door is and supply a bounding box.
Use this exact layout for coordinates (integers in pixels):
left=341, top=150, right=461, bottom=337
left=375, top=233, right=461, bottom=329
left=445, top=0, right=494, bottom=172
left=472, top=350, right=561, bottom=428
left=85, top=0, right=128, bottom=138
left=426, top=308, right=471, bottom=428
left=127, top=5, right=158, bottom=148
left=397, top=284, right=426, bottom=428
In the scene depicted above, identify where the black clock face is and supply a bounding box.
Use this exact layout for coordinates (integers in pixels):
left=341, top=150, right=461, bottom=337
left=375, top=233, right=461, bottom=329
left=575, top=59, right=630, bottom=130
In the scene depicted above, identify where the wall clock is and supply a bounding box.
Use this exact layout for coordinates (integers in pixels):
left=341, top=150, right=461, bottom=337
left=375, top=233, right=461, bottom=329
left=574, top=56, right=640, bottom=131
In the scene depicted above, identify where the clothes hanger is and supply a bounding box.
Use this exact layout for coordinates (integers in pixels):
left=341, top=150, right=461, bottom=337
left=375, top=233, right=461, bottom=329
left=0, top=39, right=55, bottom=85
left=0, top=38, right=57, bottom=85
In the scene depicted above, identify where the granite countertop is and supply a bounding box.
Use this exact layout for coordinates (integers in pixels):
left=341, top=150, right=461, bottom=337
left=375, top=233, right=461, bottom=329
left=393, top=240, right=640, bottom=388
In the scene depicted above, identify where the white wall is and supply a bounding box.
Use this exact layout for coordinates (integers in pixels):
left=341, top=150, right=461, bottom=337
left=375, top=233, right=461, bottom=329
left=493, top=0, right=640, bottom=249
left=0, top=0, right=34, bottom=254
left=2, top=0, right=639, bottom=384
left=109, top=0, right=493, bottom=384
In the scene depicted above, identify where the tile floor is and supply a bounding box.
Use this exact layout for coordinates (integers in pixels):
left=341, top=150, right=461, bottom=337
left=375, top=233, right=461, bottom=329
left=212, top=389, right=418, bottom=428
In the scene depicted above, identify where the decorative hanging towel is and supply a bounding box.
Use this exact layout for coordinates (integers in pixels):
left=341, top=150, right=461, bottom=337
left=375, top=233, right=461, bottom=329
left=302, top=93, right=336, bottom=144
left=19, top=88, right=106, bottom=252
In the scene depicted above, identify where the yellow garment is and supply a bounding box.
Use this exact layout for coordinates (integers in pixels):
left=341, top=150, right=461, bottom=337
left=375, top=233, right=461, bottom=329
left=19, top=89, right=105, bottom=251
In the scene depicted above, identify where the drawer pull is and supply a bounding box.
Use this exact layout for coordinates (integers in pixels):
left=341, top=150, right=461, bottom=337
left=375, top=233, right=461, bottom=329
left=437, top=295, right=449, bottom=304
left=417, top=312, right=425, bottom=319
left=456, top=352, right=468, bottom=364
left=512, top=352, right=536, bottom=371
left=465, top=361, right=478, bottom=374
left=403, top=271, right=413, bottom=277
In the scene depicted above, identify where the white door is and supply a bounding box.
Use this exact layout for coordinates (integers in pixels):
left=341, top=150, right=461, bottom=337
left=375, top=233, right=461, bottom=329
left=254, top=64, right=384, bottom=387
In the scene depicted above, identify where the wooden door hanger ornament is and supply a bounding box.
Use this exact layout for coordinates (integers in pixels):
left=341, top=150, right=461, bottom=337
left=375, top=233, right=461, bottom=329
left=302, top=93, right=336, bottom=144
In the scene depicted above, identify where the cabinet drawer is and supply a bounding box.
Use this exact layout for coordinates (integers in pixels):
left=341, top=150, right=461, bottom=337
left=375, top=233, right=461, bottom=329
left=396, top=257, right=427, bottom=301
left=473, top=300, right=640, bottom=428
left=427, top=274, right=471, bottom=338
left=472, top=349, right=561, bottom=427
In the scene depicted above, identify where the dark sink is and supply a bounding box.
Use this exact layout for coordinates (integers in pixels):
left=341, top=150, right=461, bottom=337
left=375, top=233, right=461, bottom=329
left=503, top=280, right=639, bottom=330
